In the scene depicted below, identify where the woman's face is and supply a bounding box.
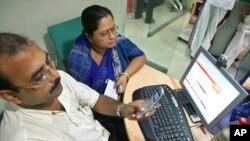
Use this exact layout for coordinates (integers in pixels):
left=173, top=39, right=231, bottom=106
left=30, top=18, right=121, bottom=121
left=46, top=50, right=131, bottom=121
left=88, top=14, right=117, bottom=49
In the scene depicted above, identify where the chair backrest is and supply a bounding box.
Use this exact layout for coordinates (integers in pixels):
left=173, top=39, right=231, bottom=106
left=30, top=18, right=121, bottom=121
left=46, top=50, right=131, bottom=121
left=47, top=17, right=82, bottom=69
left=235, top=50, right=250, bottom=83
left=0, top=99, right=4, bottom=124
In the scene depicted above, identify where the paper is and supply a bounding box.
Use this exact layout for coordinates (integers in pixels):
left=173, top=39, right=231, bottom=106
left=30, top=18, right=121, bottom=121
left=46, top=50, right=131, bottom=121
left=104, top=79, right=118, bottom=100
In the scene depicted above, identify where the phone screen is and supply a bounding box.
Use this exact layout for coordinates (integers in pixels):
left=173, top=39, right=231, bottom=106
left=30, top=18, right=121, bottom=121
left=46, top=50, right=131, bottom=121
left=137, top=86, right=164, bottom=115
left=153, top=91, right=161, bottom=102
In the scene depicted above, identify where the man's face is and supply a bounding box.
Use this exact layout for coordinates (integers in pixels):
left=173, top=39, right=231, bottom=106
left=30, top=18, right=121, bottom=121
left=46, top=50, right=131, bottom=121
left=0, top=41, right=63, bottom=108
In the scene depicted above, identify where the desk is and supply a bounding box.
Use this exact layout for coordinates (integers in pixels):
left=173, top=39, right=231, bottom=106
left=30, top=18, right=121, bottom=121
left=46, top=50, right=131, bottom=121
left=123, top=65, right=213, bottom=141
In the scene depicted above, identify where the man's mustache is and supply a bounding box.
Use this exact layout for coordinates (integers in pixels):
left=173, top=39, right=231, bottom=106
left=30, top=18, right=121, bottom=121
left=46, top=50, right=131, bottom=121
left=50, top=76, right=61, bottom=94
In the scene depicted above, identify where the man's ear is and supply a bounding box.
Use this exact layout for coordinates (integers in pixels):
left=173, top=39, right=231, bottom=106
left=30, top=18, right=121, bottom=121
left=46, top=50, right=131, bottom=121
left=0, top=90, right=22, bottom=104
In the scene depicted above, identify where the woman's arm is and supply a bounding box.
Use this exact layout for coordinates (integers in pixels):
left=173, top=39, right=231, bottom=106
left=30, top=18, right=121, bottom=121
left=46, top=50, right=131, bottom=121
left=123, top=54, right=146, bottom=78
left=115, top=55, right=146, bottom=93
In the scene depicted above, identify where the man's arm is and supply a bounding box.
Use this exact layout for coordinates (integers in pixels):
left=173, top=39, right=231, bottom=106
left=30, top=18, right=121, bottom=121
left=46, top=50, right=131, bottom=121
left=92, top=95, right=154, bottom=120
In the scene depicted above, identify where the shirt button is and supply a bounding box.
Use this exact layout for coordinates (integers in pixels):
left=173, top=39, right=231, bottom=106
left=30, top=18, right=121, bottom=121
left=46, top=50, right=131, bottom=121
left=102, top=129, right=110, bottom=136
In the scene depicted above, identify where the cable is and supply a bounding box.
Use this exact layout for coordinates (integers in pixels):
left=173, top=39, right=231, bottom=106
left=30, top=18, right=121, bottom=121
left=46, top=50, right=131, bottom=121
left=189, top=124, right=201, bottom=128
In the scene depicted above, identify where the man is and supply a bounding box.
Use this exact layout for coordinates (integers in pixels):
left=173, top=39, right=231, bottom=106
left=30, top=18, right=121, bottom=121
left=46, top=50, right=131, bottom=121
left=189, top=0, right=235, bottom=57
left=0, top=33, right=154, bottom=141
left=223, top=12, right=250, bottom=69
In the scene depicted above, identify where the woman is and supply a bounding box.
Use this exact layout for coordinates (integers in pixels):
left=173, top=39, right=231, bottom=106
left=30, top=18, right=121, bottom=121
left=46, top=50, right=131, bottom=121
left=67, top=5, right=146, bottom=95
left=67, top=5, right=146, bottom=141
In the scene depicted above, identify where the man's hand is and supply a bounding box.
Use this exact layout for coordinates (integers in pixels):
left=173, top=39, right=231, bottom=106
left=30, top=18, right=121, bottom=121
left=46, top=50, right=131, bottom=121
left=120, top=100, right=155, bottom=120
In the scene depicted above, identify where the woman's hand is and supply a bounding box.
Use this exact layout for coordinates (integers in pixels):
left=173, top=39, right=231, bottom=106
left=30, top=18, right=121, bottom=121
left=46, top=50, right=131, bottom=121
left=115, top=74, right=129, bottom=94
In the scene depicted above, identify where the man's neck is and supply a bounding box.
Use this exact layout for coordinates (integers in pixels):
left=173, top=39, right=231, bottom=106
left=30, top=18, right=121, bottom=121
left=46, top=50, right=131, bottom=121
left=20, top=98, right=65, bottom=111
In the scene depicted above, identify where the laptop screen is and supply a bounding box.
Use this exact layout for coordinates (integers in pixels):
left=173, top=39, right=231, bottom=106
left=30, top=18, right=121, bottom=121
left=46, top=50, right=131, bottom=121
left=179, top=47, right=248, bottom=132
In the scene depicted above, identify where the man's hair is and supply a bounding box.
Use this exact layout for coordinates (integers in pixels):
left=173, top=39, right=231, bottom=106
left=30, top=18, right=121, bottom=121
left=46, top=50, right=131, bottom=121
left=81, top=5, right=113, bottom=36
left=0, top=33, right=29, bottom=91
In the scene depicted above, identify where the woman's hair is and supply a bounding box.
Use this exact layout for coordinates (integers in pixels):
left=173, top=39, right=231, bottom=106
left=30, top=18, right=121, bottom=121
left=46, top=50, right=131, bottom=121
left=81, top=5, right=113, bottom=36
left=0, top=33, right=29, bottom=92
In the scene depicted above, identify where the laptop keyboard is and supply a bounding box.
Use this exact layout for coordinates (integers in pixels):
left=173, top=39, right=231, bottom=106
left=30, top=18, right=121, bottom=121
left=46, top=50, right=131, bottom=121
left=133, top=84, right=194, bottom=141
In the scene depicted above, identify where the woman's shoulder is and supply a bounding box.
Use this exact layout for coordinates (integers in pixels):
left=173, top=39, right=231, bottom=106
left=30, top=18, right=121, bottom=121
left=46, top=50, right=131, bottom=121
left=116, top=34, right=137, bottom=47
left=74, top=35, right=88, bottom=44
left=116, top=34, right=128, bottom=42
left=73, top=35, right=91, bottom=50
left=116, top=34, right=134, bottom=46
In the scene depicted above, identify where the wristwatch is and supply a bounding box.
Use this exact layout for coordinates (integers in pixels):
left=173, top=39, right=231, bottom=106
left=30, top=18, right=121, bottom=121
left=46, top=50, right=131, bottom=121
left=116, top=104, right=125, bottom=118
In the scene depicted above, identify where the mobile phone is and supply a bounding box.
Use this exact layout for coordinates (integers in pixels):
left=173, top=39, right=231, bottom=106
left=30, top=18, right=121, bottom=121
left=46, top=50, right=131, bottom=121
left=117, top=85, right=123, bottom=94
left=137, top=86, right=165, bottom=115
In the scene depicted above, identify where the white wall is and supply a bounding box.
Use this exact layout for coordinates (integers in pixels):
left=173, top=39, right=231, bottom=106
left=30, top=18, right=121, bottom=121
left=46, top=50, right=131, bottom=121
left=0, top=0, right=126, bottom=51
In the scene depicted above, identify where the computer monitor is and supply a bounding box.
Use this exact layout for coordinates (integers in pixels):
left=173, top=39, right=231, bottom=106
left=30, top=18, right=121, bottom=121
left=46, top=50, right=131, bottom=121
left=179, top=47, right=249, bottom=133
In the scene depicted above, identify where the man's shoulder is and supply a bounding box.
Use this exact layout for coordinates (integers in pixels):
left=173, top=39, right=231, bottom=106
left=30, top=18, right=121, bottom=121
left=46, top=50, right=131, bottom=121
left=0, top=115, right=24, bottom=141
left=58, top=70, right=68, bottom=76
left=58, top=70, right=75, bottom=84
